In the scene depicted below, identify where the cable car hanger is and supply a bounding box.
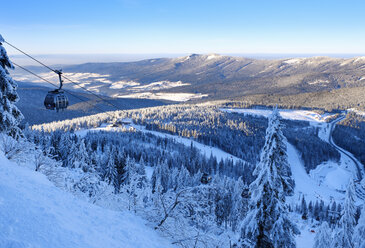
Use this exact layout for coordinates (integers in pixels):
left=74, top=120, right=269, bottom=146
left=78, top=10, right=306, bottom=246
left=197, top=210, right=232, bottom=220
left=44, top=69, right=69, bottom=112
left=2, top=36, right=121, bottom=113
left=54, top=69, right=63, bottom=90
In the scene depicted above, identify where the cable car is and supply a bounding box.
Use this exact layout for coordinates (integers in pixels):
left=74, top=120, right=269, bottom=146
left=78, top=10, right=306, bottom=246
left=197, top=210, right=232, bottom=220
left=44, top=69, right=69, bottom=112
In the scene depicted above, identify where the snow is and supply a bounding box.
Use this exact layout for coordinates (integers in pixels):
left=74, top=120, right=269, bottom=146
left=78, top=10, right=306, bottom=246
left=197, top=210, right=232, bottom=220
left=348, top=108, right=365, bottom=117
left=340, top=57, right=365, bottom=66
left=307, top=79, right=329, bottom=85
left=287, top=142, right=344, bottom=204
left=283, top=58, right=302, bottom=64
left=0, top=152, right=174, bottom=248
left=14, top=72, right=110, bottom=84
left=181, top=55, right=191, bottom=62
left=76, top=124, right=245, bottom=164
left=310, top=161, right=351, bottom=191
left=295, top=221, right=316, bottom=248
left=109, top=80, right=189, bottom=91
left=228, top=107, right=356, bottom=203
left=221, top=108, right=335, bottom=123
left=354, top=56, right=365, bottom=63
left=117, top=92, right=208, bottom=102
left=77, top=114, right=350, bottom=204
left=134, top=124, right=244, bottom=163
left=109, top=80, right=140, bottom=89
left=131, top=81, right=190, bottom=91
left=145, top=165, right=154, bottom=180
left=206, top=54, right=221, bottom=60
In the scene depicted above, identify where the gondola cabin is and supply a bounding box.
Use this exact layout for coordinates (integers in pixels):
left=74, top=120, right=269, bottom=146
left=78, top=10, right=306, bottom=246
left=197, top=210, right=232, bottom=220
left=44, top=90, right=69, bottom=112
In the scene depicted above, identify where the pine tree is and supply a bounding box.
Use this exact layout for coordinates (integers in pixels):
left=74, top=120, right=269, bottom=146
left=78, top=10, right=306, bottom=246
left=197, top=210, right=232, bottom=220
left=313, top=222, right=332, bottom=248
left=104, top=154, right=117, bottom=187
left=353, top=206, right=365, bottom=248
left=59, top=133, right=73, bottom=167
left=301, top=196, right=308, bottom=220
left=122, top=159, right=138, bottom=212
left=123, top=156, right=136, bottom=185
left=332, top=179, right=356, bottom=248
left=240, top=108, right=299, bottom=248
left=0, top=34, right=23, bottom=139
left=76, top=140, right=90, bottom=171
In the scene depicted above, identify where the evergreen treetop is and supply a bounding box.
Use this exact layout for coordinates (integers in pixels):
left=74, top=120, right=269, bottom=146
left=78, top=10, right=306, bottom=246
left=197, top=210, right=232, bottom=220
left=0, top=34, right=23, bottom=139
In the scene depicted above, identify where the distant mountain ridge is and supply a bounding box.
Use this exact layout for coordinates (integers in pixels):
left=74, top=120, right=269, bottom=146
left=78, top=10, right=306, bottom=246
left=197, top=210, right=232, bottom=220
left=12, top=54, right=365, bottom=107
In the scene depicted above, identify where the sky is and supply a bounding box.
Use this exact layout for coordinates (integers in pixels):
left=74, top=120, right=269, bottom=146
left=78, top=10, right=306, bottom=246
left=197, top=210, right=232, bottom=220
left=2, top=0, right=365, bottom=57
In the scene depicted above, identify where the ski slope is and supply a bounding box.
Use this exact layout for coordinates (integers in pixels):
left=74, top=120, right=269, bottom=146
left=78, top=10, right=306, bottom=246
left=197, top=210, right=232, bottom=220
left=77, top=124, right=244, bottom=164
left=286, top=142, right=344, bottom=203
left=0, top=152, right=174, bottom=248
left=221, top=108, right=336, bottom=123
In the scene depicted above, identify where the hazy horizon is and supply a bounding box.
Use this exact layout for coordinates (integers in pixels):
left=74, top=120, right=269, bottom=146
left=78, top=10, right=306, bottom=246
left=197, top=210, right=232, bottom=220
left=9, top=52, right=365, bottom=67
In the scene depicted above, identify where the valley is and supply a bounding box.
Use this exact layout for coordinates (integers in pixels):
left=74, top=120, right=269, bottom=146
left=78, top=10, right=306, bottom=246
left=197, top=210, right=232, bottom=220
left=25, top=103, right=365, bottom=247
left=12, top=54, right=365, bottom=112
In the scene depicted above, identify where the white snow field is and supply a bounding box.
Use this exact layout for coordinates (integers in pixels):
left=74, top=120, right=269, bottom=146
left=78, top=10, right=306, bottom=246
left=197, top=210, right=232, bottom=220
left=286, top=143, right=344, bottom=204
left=117, top=92, right=208, bottom=102
left=221, top=108, right=336, bottom=123
left=0, top=152, right=174, bottom=248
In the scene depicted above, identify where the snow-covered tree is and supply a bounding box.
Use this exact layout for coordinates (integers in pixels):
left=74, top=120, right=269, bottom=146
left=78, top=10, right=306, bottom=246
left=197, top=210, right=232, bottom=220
left=122, top=156, right=136, bottom=185
left=76, top=140, right=90, bottom=171
left=231, top=178, right=248, bottom=232
left=301, top=196, right=308, bottom=220
left=313, top=222, right=332, bottom=248
left=104, top=154, right=118, bottom=188
left=0, top=34, right=23, bottom=139
left=353, top=205, right=365, bottom=248
left=59, top=133, right=73, bottom=167
left=240, top=108, right=299, bottom=248
left=332, top=178, right=356, bottom=248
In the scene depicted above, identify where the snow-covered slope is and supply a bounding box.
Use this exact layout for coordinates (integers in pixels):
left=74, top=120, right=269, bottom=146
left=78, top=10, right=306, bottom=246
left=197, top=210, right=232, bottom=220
left=286, top=142, right=344, bottom=203
left=221, top=108, right=336, bottom=123
left=77, top=123, right=245, bottom=164
left=0, top=152, right=174, bottom=248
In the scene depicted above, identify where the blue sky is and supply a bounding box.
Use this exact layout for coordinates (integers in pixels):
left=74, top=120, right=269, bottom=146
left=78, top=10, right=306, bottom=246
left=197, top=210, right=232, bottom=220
left=2, top=0, right=365, bottom=55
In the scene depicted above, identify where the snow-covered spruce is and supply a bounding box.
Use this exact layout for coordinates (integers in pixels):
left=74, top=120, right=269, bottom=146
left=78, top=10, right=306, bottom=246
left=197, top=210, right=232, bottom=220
left=313, top=222, right=332, bottom=248
left=240, top=108, right=299, bottom=248
left=332, top=179, right=356, bottom=248
left=353, top=205, right=365, bottom=248
left=0, top=35, right=23, bottom=139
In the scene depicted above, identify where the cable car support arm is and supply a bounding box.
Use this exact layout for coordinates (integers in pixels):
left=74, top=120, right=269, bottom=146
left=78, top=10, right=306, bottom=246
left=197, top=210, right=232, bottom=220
left=54, top=69, right=63, bottom=90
